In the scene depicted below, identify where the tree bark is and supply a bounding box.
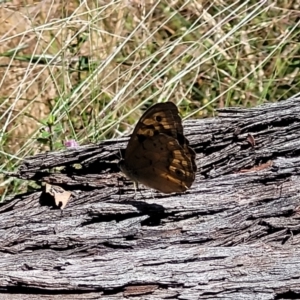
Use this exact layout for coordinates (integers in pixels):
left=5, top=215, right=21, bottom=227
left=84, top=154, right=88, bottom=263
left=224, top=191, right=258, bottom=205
left=2, top=97, right=300, bottom=299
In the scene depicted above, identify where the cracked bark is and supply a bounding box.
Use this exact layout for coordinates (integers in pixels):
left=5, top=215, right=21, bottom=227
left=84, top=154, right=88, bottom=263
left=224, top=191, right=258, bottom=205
left=2, top=97, right=300, bottom=299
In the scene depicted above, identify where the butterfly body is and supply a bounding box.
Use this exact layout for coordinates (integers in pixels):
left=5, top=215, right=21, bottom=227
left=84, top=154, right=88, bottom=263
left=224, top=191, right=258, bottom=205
left=119, top=102, right=196, bottom=193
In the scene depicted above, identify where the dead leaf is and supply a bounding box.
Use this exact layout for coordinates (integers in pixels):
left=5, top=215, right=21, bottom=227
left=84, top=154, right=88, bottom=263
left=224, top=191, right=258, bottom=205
left=239, top=161, right=273, bottom=173
left=45, top=183, right=71, bottom=209
left=123, top=285, right=158, bottom=296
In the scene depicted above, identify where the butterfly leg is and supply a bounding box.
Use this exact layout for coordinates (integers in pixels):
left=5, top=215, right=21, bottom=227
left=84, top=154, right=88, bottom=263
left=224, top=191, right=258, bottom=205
left=133, top=181, right=139, bottom=199
left=133, top=181, right=145, bottom=199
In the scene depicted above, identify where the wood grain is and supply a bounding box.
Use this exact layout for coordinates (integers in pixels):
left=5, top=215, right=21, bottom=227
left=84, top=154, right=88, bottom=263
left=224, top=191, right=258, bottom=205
left=3, top=97, right=300, bottom=299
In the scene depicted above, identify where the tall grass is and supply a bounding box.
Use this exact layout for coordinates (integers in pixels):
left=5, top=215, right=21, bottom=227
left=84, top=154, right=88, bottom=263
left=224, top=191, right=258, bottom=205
left=0, top=0, right=299, bottom=198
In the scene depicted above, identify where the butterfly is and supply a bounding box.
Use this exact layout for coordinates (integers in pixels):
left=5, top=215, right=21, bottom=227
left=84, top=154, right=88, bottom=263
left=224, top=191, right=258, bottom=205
left=119, top=102, right=197, bottom=193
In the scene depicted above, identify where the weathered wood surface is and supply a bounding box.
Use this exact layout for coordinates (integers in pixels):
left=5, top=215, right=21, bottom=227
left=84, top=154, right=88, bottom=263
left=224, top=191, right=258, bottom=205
left=2, top=97, right=300, bottom=299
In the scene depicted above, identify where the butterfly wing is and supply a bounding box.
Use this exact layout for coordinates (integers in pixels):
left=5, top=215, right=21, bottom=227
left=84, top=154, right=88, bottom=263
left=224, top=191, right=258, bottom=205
left=119, top=102, right=196, bottom=193
left=121, top=133, right=195, bottom=193
left=125, top=102, right=183, bottom=154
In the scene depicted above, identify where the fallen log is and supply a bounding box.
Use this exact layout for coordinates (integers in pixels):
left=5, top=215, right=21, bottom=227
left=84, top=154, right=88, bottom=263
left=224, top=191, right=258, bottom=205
left=2, top=97, right=300, bottom=299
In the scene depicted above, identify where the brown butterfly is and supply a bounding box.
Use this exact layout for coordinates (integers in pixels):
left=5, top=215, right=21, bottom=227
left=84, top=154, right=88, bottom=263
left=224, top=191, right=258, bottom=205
left=119, top=102, right=197, bottom=193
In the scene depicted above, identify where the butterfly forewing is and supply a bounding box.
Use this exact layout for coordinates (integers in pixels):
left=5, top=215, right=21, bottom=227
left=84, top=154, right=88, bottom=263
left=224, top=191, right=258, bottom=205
left=120, top=102, right=196, bottom=194
left=125, top=102, right=183, bottom=155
